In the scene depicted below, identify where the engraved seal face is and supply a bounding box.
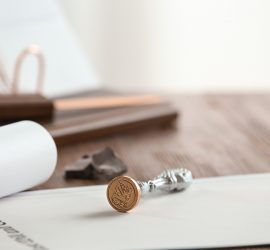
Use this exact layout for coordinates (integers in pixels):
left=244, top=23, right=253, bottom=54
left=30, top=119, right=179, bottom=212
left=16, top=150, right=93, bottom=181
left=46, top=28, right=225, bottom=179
left=107, top=176, right=141, bottom=212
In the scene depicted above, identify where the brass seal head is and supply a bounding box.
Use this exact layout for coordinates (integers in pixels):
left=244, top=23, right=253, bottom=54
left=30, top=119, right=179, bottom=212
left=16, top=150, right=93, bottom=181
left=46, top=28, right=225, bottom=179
left=107, top=176, right=141, bottom=212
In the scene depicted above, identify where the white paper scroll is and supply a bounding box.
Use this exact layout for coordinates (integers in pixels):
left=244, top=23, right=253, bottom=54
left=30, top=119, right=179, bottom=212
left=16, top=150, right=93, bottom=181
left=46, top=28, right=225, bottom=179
left=0, top=121, right=57, bottom=198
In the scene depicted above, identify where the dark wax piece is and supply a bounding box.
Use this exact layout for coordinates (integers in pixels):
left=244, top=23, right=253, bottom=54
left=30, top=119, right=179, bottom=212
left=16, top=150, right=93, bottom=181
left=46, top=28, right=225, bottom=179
left=64, top=147, right=127, bottom=180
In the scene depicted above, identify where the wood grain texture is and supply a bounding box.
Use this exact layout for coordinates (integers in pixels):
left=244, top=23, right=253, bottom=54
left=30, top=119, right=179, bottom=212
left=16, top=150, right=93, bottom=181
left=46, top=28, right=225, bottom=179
left=36, top=94, right=270, bottom=250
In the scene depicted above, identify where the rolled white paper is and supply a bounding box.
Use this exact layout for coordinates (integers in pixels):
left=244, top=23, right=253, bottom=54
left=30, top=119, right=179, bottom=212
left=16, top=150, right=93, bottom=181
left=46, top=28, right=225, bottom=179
left=0, top=121, right=57, bottom=198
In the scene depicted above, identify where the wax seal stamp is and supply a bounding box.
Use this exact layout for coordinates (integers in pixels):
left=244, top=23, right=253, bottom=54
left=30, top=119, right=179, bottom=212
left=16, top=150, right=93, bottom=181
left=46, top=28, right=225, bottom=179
left=107, top=168, right=192, bottom=212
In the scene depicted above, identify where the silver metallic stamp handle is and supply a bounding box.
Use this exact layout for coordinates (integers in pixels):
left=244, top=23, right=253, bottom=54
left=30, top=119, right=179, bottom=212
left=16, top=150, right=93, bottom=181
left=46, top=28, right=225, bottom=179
left=137, top=168, right=193, bottom=195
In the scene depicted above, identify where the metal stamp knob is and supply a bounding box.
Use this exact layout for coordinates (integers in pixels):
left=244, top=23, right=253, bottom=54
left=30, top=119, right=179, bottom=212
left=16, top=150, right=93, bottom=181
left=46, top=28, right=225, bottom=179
left=106, top=168, right=193, bottom=212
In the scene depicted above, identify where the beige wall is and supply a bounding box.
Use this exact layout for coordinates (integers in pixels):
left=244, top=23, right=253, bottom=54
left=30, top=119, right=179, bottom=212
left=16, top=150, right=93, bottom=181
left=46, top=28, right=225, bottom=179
left=58, top=0, right=270, bottom=92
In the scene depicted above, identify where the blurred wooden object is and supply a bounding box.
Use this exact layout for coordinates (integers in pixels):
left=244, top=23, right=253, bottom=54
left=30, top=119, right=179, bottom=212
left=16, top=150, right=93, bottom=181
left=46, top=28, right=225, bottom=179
left=44, top=91, right=177, bottom=146
left=0, top=94, right=53, bottom=121
left=54, top=95, right=163, bottom=110
left=37, top=94, right=270, bottom=250
left=0, top=91, right=177, bottom=139
left=46, top=103, right=177, bottom=146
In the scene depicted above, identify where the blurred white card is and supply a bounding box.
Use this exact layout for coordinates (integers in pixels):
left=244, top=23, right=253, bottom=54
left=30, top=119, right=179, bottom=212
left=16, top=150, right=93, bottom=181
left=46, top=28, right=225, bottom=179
left=0, top=0, right=99, bottom=97
left=0, top=173, right=269, bottom=250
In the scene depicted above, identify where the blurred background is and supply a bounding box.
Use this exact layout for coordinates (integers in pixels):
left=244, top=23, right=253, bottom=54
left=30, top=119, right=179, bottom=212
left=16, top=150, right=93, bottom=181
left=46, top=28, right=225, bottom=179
left=58, top=0, right=270, bottom=93
left=1, top=0, right=270, bottom=95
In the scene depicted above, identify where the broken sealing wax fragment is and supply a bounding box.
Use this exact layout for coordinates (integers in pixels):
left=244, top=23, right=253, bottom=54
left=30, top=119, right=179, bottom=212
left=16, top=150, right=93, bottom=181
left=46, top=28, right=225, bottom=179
left=64, top=147, right=127, bottom=180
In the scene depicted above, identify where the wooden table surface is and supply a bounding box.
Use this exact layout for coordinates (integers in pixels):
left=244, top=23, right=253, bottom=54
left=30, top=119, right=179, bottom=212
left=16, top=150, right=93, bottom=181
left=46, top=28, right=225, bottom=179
left=37, top=94, right=270, bottom=250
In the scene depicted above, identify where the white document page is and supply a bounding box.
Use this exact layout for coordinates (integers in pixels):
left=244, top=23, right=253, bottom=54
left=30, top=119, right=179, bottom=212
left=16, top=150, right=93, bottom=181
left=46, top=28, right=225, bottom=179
left=0, top=173, right=269, bottom=250
left=0, top=0, right=99, bottom=97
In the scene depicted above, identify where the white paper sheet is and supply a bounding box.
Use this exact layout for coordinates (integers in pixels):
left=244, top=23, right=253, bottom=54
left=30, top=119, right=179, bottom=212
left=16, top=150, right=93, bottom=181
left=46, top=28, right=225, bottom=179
left=0, top=173, right=269, bottom=250
left=0, top=0, right=99, bottom=96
